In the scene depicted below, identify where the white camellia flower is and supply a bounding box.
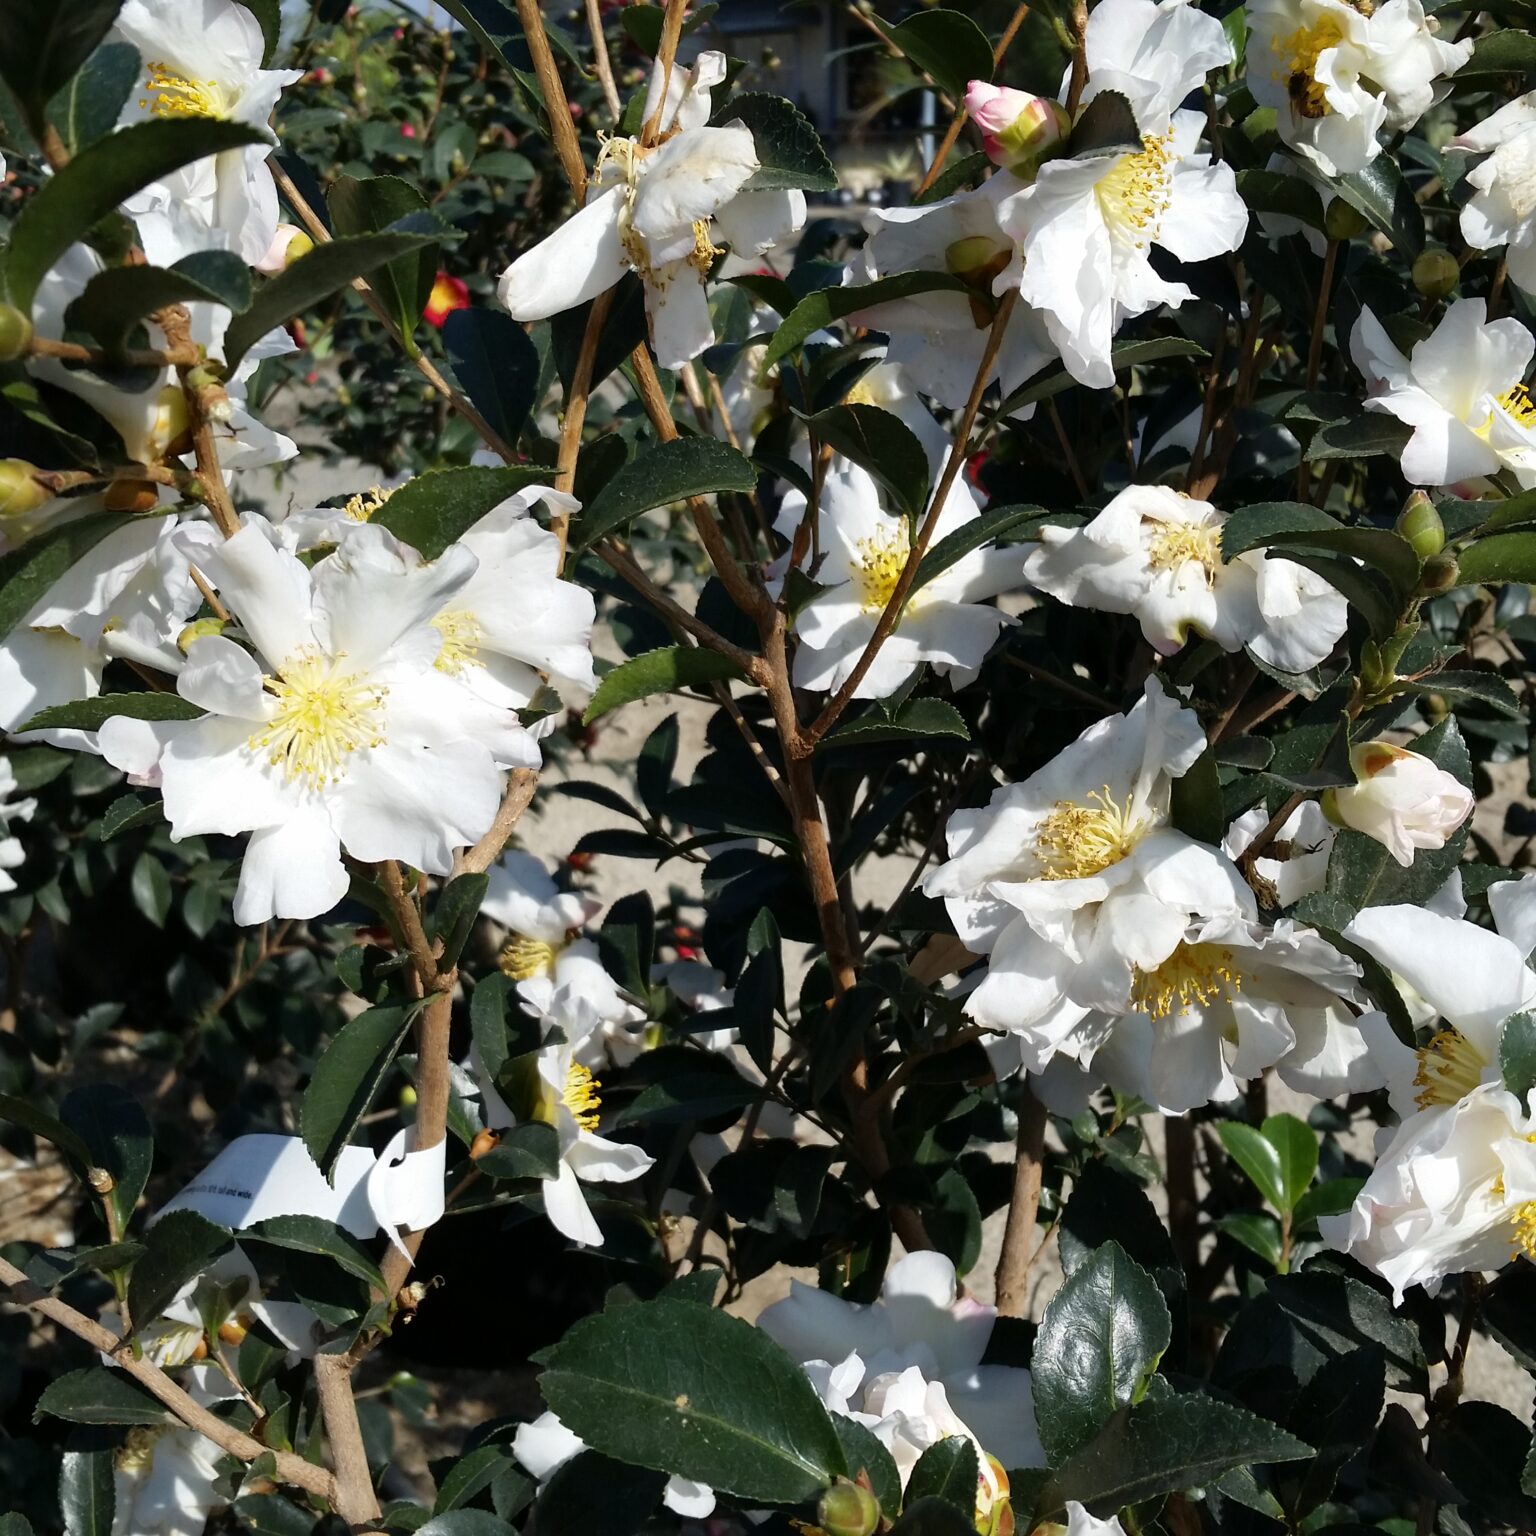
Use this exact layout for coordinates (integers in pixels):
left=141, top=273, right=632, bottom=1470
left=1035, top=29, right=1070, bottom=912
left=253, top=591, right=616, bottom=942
left=1351, top=298, right=1536, bottom=489
left=758, top=1251, right=1045, bottom=1481
left=1328, top=739, right=1473, bottom=866
left=1247, top=0, right=1471, bottom=177
left=1223, top=799, right=1335, bottom=909
left=0, top=757, right=34, bottom=895
left=480, top=850, right=646, bottom=1064
left=99, top=522, right=540, bottom=925
left=848, top=178, right=1056, bottom=410
left=112, top=0, right=302, bottom=263
left=498, top=52, right=802, bottom=368
left=993, top=0, right=1246, bottom=389
left=1084, top=912, right=1369, bottom=1111
left=112, top=1426, right=226, bottom=1536
left=775, top=458, right=1023, bottom=698
left=1025, top=485, right=1348, bottom=671
left=513, top=1410, right=715, bottom=1518
left=478, top=1018, right=654, bottom=1248
left=924, top=681, right=1252, bottom=1037
left=1451, top=93, right=1536, bottom=299
left=1067, top=1505, right=1130, bottom=1536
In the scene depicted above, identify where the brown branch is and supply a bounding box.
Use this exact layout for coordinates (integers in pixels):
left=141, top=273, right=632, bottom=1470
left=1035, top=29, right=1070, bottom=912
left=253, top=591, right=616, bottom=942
left=584, top=0, right=623, bottom=120
left=995, top=1087, right=1048, bottom=1316
left=27, top=336, right=201, bottom=369
left=313, top=1353, right=381, bottom=1526
left=805, top=292, right=1019, bottom=742
left=455, top=767, right=541, bottom=876
left=1165, top=1115, right=1201, bottom=1274
left=1066, top=0, right=1090, bottom=114
left=0, top=1255, right=336, bottom=1501
left=553, top=288, right=613, bottom=555
left=269, top=164, right=518, bottom=463
left=513, top=0, right=590, bottom=198
left=641, top=0, right=691, bottom=146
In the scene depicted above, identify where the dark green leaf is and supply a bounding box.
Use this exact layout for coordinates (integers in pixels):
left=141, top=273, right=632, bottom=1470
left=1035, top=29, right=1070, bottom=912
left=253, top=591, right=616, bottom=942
left=0, top=511, right=135, bottom=645
left=34, top=1367, right=178, bottom=1427
left=913, top=503, right=1049, bottom=592
left=906, top=1437, right=978, bottom=1513
left=1217, top=1121, right=1287, bottom=1211
left=60, top=1440, right=116, bottom=1536
left=1216, top=1212, right=1283, bottom=1267
left=328, top=175, right=441, bottom=340
left=431, top=874, right=489, bottom=970
left=888, top=1499, right=976, bottom=1536
left=414, top=1513, right=519, bottom=1536
left=236, top=0, right=282, bottom=64
left=222, top=230, right=441, bottom=371
left=444, top=309, right=540, bottom=449
left=1222, top=502, right=1420, bottom=599
left=1456, top=27, right=1536, bottom=82
left=994, top=336, right=1206, bottom=416
left=433, top=1444, right=522, bottom=1514
left=573, top=436, right=758, bottom=551
left=0, top=1092, right=95, bottom=1171
left=6, top=120, right=267, bottom=311
left=1396, top=669, right=1521, bottom=716
left=1335, top=158, right=1425, bottom=257
left=127, top=1209, right=232, bottom=1329
left=1032, top=1241, right=1172, bottom=1463
left=300, top=1002, right=420, bottom=1176
left=709, top=93, right=837, bottom=194
left=475, top=1122, right=561, bottom=1181
left=1304, top=414, right=1414, bottom=463
left=762, top=272, right=967, bottom=369
left=0, top=0, right=125, bottom=133
left=21, top=692, right=202, bottom=734
left=804, top=403, right=930, bottom=520
left=130, top=851, right=171, bottom=929
left=1067, top=90, right=1141, bottom=159
left=60, top=1083, right=152, bottom=1237
left=1042, top=1394, right=1312, bottom=1518
left=868, top=10, right=994, bottom=99
left=537, top=1297, right=844, bottom=1503
left=584, top=647, right=744, bottom=724
left=525, top=1450, right=666, bottom=1536
left=70, top=253, right=252, bottom=355
left=371, top=465, right=550, bottom=560
left=242, top=1214, right=386, bottom=1292
left=48, top=41, right=140, bottom=155
left=825, top=697, right=970, bottom=748
left=1262, top=1113, right=1318, bottom=1213
left=1170, top=745, right=1223, bottom=845
left=1236, top=168, right=1325, bottom=230
left=832, top=1416, right=901, bottom=1521
left=1502, top=1012, right=1536, bottom=1100
left=100, top=792, right=166, bottom=840
left=1457, top=530, right=1536, bottom=586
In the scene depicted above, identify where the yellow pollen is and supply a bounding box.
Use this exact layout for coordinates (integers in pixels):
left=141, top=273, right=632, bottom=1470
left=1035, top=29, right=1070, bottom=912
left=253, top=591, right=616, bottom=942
left=1273, top=17, right=1346, bottom=118
left=1500, top=383, right=1536, bottom=427
left=499, top=933, right=562, bottom=981
left=118, top=1427, right=164, bottom=1475
left=1413, top=1027, right=1488, bottom=1109
left=343, top=485, right=396, bottom=522
left=140, top=62, right=232, bottom=119
left=1146, top=518, right=1224, bottom=580
left=688, top=218, right=723, bottom=278
left=431, top=609, right=483, bottom=675
left=563, top=1062, right=602, bottom=1131
left=1130, top=942, right=1245, bottom=1020
left=1032, top=785, right=1147, bottom=880
left=844, top=378, right=878, bottom=408
left=854, top=524, right=911, bottom=612
left=1513, top=1200, right=1536, bottom=1261
left=247, top=650, right=387, bottom=787
left=1095, top=131, right=1176, bottom=249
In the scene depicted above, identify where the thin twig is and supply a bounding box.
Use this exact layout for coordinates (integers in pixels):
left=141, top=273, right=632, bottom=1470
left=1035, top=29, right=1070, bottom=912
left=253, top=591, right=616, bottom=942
left=995, top=1087, right=1048, bottom=1316
left=513, top=0, right=589, bottom=196
left=584, top=0, right=623, bottom=119
left=641, top=0, right=692, bottom=146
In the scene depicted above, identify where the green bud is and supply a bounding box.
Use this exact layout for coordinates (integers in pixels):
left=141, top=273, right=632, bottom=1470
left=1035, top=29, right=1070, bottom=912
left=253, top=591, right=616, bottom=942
left=177, top=617, right=227, bottom=653
left=817, top=1480, right=881, bottom=1536
left=1418, top=551, right=1460, bottom=594
left=286, top=231, right=314, bottom=265
left=1323, top=199, right=1369, bottom=242
left=0, top=459, right=48, bottom=517
left=1319, top=786, right=1344, bottom=827
left=1412, top=246, right=1459, bottom=300
left=0, top=303, right=33, bottom=362
left=1395, top=490, right=1445, bottom=559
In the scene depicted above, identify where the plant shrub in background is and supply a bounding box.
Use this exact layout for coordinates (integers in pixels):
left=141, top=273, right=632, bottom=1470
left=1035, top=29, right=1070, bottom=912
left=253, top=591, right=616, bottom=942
left=9, top=1, right=1536, bottom=1534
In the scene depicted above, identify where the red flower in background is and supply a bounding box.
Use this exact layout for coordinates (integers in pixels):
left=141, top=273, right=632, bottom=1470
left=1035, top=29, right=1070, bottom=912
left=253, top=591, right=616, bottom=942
left=424, top=273, right=470, bottom=328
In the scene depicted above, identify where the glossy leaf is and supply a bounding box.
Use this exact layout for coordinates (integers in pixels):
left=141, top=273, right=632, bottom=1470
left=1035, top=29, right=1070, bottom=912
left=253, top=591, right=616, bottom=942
left=1217, top=1121, right=1288, bottom=1212
left=762, top=271, right=968, bottom=369
left=329, top=174, right=442, bottom=339
left=444, top=308, right=541, bottom=449
left=905, top=1436, right=978, bottom=1513
left=20, top=692, right=203, bottom=734
left=372, top=465, right=550, bottom=559
left=524, top=1450, right=666, bottom=1536
left=0, top=0, right=125, bottom=132
left=804, top=402, right=930, bottom=520
left=300, top=1001, right=420, bottom=1176
left=869, top=10, right=994, bottom=99
left=127, top=1209, right=233, bottom=1329
left=584, top=646, right=744, bottom=724
left=1336, top=157, right=1425, bottom=256
left=832, top=1415, right=901, bottom=1521
left=0, top=512, right=136, bottom=645
left=1261, top=1114, right=1318, bottom=1213
left=59, top=1083, right=153, bottom=1238
left=1457, top=530, right=1536, bottom=586
left=573, top=436, right=758, bottom=551
left=48, top=41, right=140, bottom=155
left=709, top=93, right=837, bottom=193
left=60, top=1440, right=116, bottom=1536
left=242, top=1214, right=387, bottom=1292
left=69, top=252, right=253, bottom=354
left=34, top=1368, right=178, bottom=1428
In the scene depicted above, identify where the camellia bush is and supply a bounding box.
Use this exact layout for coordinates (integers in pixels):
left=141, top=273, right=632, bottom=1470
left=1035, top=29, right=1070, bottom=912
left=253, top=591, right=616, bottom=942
left=17, top=0, right=1536, bottom=1533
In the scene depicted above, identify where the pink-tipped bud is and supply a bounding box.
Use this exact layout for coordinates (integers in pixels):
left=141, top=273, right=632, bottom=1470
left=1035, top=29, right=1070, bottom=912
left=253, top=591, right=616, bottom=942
left=255, top=224, right=314, bottom=276
left=965, top=81, right=1068, bottom=176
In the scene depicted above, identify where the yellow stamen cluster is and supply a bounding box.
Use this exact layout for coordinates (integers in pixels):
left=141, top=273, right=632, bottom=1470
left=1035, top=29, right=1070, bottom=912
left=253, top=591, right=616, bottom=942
left=1413, top=1027, right=1487, bottom=1109
left=854, top=525, right=912, bottom=612
left=500, top=934, right=561, bottom=981
left=1512, top=1199, right=1536, bottom=1261
left=343, top=485, right=397, bottom=522
left=1500, top=383, right=1536, bottom=427
left=1130, top=942, right=1245, bottom=1020
left=117, top=1427, right=165, bottom=1475
left=431, top=608, right=483, bottom=675
left=1096, top=131, right=1176, bottom=249
left=563, top=1062, right=603, bottom=1131
left=1274, top=17, right=1346, bottom=118
left=1146, top=518, right=1224, bottom=580
left=1032, top=785, right=1146, bottom=880
left=248, top=651, right=387, bottom=787
left=688, top=219, right=723, bottom=279
left=140, top=62, right=232, bottom=120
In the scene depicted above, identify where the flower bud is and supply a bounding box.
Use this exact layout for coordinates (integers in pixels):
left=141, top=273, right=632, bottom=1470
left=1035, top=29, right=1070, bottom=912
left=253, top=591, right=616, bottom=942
left=1418, top=551, right=1460, bottom=594
left=1412, top=245, right=1459, bottom=300
left=0, top=303, right=33, bottom=362
left=1331, top=739, right=1473, bottom=866
left=87, top=1166, right=115, bottom=1194
left=470, top=1127, right=501, bottom=1160
left=1323, top=198, right=1369, bottom=241
left=255, top=223, right=315, bottom=275
left=190, top=1336, right=209, bottom=1361
left=0, top=459, right=48, bottom=518
left=945, top=234, right=1014, bottom=326
left=218, top=1319, right=248, bottom=1346
left=1396, top=490, right=1444, bottom=559
left=177, top=617, right=227, bottom=653
left=105, top=478, right=161, bottom=514
left=817, top=1479, right=881, bottom=1536
left=965, top=81, right=1068, bottom=176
